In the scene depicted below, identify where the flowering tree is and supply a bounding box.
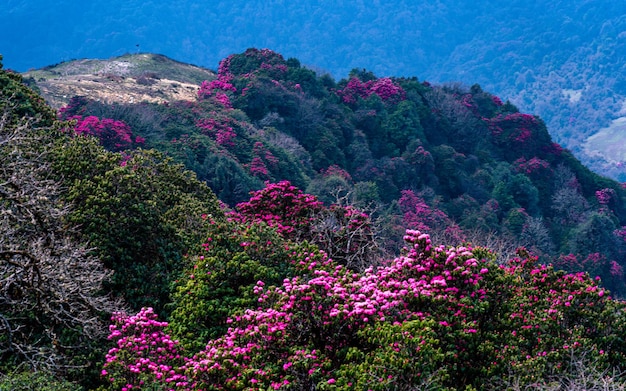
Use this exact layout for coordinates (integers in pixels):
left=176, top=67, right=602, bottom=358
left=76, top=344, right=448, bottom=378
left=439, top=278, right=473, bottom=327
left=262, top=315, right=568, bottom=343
left=233, top=181, right=380, bottom=269
left=398, top=189, right=464, bottom=244
left=61, top=114, right=145, bottom=151
left=233, top=180, right=324, bottom=238
left=198, top=79, right=237, bottom=108
left=485, top=112, right=552, bottom=160
left=102, top=308, right=186, bottom=390
left=102, top=229, right=626, bottom=390
left=195, top=115, right=236, bottom=148
left=514, top=156, right=551, bottom=175
left=336, top=76, right=406, bottom=105
left=246, top=142, right=279, bottom=179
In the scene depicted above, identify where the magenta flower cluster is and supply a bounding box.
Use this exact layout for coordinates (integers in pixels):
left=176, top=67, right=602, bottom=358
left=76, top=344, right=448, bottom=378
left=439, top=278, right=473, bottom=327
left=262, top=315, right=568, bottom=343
left=64, top=115, right=145, bottom=151
left=321, top=164, right=353, bottom=182
left=337, top=76, right=406, bottom=105
left=102, top=225, right=620, bottom=389
left=595, top=188, right=616, bottom=206
left=198, top=79, right=237, bottom=108
left=398, top=189, right=459, bottom=236
left=103, top=307, right=186, bottom=390
left=197, top=54, right=238, bottom=109
left=195, top=115, right=236, bottom=147
left=486, top=112, right=537, bottom=143
left=218, top=49, right=289, bottom=81
left=246, top=142, right=279, bottom=178
left=513, top=157, right=551, bottom=174
left=232, top=180, right=324, bottom=237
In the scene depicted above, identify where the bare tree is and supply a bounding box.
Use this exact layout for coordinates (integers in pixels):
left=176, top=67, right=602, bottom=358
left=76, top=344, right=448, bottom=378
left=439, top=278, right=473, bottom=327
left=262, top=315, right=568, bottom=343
left=459, top=228, right=523, bottom=265
left=520, top=216, right=556, bottom=258
left=310, top=189, right=384, bottom=271
left=0, top=100, right=124, bottom=375
left=424, top=86, right=487, bottom=151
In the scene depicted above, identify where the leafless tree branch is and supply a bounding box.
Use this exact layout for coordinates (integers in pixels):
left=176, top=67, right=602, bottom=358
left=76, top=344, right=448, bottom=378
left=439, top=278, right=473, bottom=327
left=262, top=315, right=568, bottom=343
left=0, top=96, right=125, bottom=375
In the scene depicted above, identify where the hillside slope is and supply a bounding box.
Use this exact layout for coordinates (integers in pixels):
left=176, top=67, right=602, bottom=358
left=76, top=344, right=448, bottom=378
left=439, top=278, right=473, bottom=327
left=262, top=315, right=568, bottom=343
left=43, top=48, right=626, bottom=298
left=7, top=49, right=626, bottom=391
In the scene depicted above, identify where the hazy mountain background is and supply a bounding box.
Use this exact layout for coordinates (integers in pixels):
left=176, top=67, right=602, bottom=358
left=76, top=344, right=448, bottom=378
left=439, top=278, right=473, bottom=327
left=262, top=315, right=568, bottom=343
left=3, top=0, right=626, bottom=179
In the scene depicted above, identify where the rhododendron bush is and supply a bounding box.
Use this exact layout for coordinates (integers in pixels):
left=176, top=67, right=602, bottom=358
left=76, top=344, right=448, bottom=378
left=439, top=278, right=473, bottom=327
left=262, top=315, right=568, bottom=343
left=336, top=76, right=406, bottom=105
left=102, top=229, right=626, bottom=390
left=59, top=111, right=145, bottom=152
left=232, top=181, right=380, bottom=269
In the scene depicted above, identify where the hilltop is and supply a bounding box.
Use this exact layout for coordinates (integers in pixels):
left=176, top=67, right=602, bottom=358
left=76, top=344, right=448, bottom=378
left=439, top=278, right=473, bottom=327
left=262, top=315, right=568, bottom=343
left=21, top=53, right=215, bottom=109
left=5, top=1, right=626, bottom=180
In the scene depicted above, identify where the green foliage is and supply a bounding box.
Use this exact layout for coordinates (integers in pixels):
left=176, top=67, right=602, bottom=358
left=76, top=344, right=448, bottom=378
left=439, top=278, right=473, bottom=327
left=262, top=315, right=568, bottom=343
left=382, top=99, right=425, bottom=156
left=0, top=63, right=55, bottom=128
left=0, top=61, right=127, bottom=389
left=331, top=319, right=449, bottom=390
left=167, top=219, right=298, bottom=351
left=306, top=173, right=351, bottom=205
left=569, top=212, right=619, bottom=256
left=52, top=137, right=223, bottom=312
left=0, top=370, right=82, bottom=391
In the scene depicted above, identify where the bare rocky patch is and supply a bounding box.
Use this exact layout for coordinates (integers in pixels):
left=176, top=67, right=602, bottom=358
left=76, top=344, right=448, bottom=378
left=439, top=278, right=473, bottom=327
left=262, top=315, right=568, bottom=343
left=22, top=53, right=215, bottom=109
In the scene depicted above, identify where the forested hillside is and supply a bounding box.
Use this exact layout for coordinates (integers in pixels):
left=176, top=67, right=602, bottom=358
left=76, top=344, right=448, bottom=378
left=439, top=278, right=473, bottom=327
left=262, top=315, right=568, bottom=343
left=4, top=50, right=626, bottom=389
left=5, top=1, right=626, bottom=179
left=57, top=49, right=626, bottom=295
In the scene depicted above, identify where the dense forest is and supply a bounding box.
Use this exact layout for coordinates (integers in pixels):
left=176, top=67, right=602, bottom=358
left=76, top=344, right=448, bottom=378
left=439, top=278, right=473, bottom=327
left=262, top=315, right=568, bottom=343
left=4, top=49, right=626, bottom=389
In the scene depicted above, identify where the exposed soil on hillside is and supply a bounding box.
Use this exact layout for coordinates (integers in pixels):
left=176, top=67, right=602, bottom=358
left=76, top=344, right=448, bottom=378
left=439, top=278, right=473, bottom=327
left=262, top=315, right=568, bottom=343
left=22, top=53, right=215, bottom=109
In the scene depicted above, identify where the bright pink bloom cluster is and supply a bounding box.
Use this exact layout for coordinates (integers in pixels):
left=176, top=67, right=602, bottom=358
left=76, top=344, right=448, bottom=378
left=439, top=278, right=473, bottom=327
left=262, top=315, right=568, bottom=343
left=195, top=115, right=236, bottom=147
left=198, top=79, right=237, bottom=108
left=595, top=188, right=615, bottom=206
left=218, top=49, right=289, bottom=80
left=321, top=164, right=353, bottom=182
left=65, top=115, right=144, bottom=151
left=337, top=76, right=406, bottom=104
left=233, top=181, right=324, bottom=237
left=398, top=190, right=459, bottom=236
left=486, top=113, right=537, bottom=142
left=103, top=307, right=186, bottom=389
left=246, top=142, right=278, bottom=178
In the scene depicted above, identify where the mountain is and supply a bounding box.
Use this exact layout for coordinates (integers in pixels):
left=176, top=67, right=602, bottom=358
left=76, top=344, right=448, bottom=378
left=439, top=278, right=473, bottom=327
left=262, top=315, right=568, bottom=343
left=4, top=1, right=626, bottom=180
left=5, top=50, right=626, bottom=390
left=30, top=48, right=626, bottom=298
